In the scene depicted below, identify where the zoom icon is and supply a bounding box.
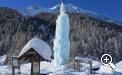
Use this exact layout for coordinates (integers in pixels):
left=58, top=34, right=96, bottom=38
left=101, top=54, right=116, bottom=69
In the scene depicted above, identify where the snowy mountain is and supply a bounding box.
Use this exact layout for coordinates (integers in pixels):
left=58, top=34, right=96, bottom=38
left=21, top=3, right=101, bottom=16
left=20, top=3, right=122, bottom=25
left=21, top=5, right=51, bottom=16
left=0, top=3, right=122, bottom=75
left=50, top=3, right=82, bottom=13
left=0, top=6, right=122, bottom=64
left=51, top=3, right=122, bottom=25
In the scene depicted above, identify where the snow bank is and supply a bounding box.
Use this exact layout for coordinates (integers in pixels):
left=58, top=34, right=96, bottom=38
left=115, top=61, right=122, bottom=73
left=98, top=61, right=122, bottom=75
left=0, top=65, right=12, bottom=74
left=20, top=63, right=31, bottom=74
left=0, top=55, right=6, bottom=65
left=48, top=71, right=88, bottom=75
left=40, top=60, right=89, bottom=75
left=0, top=59, right=122, bottom=75
left=98, top=65, right=114, bottom=74
left=0, top=61, right=121, bottom=75
left=18, top=38, right=52, bottom=61
left=75, top=56, right=101, bottom=69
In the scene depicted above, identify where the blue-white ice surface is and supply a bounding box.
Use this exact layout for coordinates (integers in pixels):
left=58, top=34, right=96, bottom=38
left=53, top=3, right=70, bottom=66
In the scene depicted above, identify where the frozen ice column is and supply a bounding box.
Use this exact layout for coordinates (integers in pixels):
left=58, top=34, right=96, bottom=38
left=53, top=2, right=70, bottom=66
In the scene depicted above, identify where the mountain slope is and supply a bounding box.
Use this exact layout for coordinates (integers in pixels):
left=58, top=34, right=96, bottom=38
left=21, top=5, right=51, bottom=16
left=0, top=7, right=122, bottom=64
left=20, top=3, right=122, bottom=25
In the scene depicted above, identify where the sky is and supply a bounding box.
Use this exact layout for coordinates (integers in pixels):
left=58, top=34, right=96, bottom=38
left=0, top=0, right=122, bottom=21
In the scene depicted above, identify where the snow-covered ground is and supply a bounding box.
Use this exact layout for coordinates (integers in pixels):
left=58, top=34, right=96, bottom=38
left=0, top=55, right=122, bottom=75
left=0, top=55, right=6, bottom=65
left=115, top=61, right=122, bottom=73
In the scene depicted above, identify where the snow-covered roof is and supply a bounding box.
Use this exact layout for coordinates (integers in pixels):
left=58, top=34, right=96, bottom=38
left=18, top=38, right=52, bottom=61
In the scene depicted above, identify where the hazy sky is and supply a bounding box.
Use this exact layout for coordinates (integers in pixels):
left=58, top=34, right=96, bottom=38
left=0, top=0, right=122, bottom=21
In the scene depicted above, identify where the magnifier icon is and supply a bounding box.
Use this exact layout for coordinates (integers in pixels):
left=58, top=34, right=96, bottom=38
left=101, top=54, right=116, bottom=69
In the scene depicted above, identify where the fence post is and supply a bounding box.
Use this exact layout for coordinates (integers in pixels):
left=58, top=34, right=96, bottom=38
left=88, top=61, right=92, bottom=74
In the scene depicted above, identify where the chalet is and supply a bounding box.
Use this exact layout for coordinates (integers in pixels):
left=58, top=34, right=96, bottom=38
left=17, top=38, right=52, bottom=75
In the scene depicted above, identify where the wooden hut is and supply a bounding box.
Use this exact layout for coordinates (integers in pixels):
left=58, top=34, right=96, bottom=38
left=18, top=38, right=52, bottom=75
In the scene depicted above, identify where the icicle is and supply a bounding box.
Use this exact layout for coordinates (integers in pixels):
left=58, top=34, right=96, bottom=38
left=53, top=2, right=70, bottom=66
left=60, top=2, right=66, bottom=14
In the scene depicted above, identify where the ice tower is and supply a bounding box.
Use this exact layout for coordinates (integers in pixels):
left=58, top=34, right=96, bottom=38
left=53, top=2, right=70, bottom=66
